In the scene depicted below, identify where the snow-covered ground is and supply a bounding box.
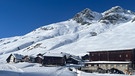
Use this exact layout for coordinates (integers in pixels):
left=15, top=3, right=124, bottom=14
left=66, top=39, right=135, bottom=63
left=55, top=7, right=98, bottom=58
left=0, top=62, right=76, bottom=76
left=0, top=62, right=133, bottom=76
left=0, top=6, right=135, bottom=76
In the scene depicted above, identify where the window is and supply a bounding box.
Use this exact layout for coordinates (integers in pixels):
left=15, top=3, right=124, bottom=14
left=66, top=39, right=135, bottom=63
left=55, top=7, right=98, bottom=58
left=91, top=54, right=94, bottom=56
left=108, top=65, right=111, bottom=67
left=126, top=54, right=128, bottom=57
left=91, top=64, right=94, bottom=66
left=85, top=64, right=88, bottom=66
left=114, top=65, right=116, bottom=67
left=120, top=65, right=122, bottom=67
left=94, top=64, right=97, bottom=66
left=119, top=55, right=122, bottom=57
left=94, top=64, right=99, bottom=66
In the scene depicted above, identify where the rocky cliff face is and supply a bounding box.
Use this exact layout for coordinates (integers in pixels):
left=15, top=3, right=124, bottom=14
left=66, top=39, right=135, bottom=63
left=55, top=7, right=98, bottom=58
left=72, top=8, right=102, bottom=25
left=73, top=6, right=135, bottom=24
left=100, top=6, right=135, bottom=24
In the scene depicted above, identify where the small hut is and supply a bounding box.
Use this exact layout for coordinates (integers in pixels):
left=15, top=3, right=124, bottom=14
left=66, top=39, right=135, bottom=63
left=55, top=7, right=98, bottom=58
left=6, top=54, right=23, bottom=63
left=66, top=55, right=82, bottom=64
left=22, top=55, right=31, bottom=62
left=82, top=54, right=89, bottom=60
left=35, top=53, right=44, bottom=64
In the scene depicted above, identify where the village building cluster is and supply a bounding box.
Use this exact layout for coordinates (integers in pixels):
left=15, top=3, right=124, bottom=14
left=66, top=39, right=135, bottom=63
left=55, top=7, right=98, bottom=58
left=6, top=52, right=82, bottom=66
left=6, top=48, right=135, bottom=75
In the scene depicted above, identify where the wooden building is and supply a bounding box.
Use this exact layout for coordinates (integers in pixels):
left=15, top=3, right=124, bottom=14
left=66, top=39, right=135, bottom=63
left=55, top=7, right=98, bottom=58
left=82, top=49, right=135, bottom=74
left=82, top=54, right=89, bottom=61
left=22, top=55, right=35, bottom=63
left=22, top=55, right=30, bottom=62
left=35, top=53, right=44, bottom=64
left=66, top=56, right=82, bottom=64
left=43, top=52, right=66, bottom=66
left=6, top=54, right=23, bottom=63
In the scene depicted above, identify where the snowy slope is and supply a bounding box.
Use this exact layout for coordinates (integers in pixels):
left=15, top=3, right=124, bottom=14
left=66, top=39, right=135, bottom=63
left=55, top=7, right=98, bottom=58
left=0, top=6, right=135, bottom=60
left=0, top=6, right=135, bottom=76
left=52, top=21, right=135, bottom=54
left=0, top=62, right=76, bottom=76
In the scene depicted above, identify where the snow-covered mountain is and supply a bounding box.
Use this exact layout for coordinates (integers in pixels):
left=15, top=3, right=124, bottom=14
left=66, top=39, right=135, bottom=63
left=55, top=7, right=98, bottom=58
left=100, top=6, right=135, bottom=24
left=0, top=6, right=135, bottom=62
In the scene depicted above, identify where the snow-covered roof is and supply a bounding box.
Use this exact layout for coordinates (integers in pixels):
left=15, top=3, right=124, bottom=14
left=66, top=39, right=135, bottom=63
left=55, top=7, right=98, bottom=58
left=43, top=52, right=64, bottom=57
left=85, top=61, right=131, bottom=64
left=70, top=56, right=82, bottom=61
left=12, top=54, right=24, bottom=60
left=38, top=55, right=44, bottom=59
left=88, top=48, right=135, bottom=52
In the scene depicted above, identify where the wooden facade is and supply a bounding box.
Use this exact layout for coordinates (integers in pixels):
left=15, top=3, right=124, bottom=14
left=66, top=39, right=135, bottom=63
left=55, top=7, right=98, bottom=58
left=35, top=56, right=43, bottom=64
left=22, top=55, right=30, bottom=62
left=89, top=49, right=135, bottom=69
left=43, top=56, right=65, bottom=66
left=35, top=53, right=44, bottom=64
left=43, top=52, right=66, bottom=66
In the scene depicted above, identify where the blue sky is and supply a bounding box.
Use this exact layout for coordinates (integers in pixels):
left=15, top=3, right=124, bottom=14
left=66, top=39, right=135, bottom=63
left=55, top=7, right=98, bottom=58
left=0, top=0, right=135, bottom=38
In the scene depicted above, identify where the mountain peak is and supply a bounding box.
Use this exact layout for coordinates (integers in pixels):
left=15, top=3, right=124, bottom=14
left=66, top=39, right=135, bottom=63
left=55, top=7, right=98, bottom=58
left=72, top=6, right=135, bottom=25
left=80, top=8, right=92, bottom=15
left=103, top=6, right=125, bottom=15
left=100, top=6, right=135, bottom=24
left=109, top=6, right=123, bottom=12
left=103, top=6, right=135, bottom=15
left=72, top=8, right=102, bottom=25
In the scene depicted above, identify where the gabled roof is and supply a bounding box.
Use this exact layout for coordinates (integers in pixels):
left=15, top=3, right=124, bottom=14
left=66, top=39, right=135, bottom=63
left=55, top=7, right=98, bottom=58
left=43, top=52, right=64, bottom=57
left=36, top=55, right=44, bottom=59
left=70, top=56, right=82, bottom=62
left=61, top=52, right=82, bottom=61
left=11, top=54, right=24, bottom=60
